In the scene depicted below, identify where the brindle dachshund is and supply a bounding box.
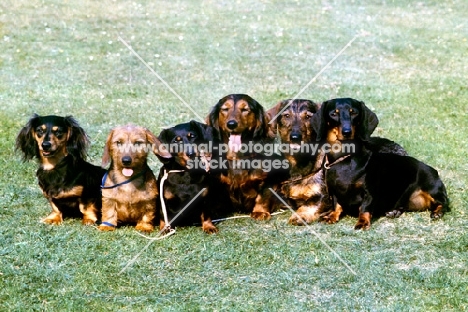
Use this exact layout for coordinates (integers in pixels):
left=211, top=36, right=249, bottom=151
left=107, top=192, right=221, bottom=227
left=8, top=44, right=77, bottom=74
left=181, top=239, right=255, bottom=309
left=99, top=125, right=170, bottom=232
left=206, top=94, right=288, bottom=220
left=156, top=120, right=220, bottom=234
left=16, top=114, right=104, bottom=225
left=311, top=98, right=448, bottom=229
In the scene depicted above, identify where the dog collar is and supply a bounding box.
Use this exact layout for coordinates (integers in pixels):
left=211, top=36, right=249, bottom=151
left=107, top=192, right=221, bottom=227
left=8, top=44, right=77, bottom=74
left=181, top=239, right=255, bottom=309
left=100, top=170, right=146, bottom=189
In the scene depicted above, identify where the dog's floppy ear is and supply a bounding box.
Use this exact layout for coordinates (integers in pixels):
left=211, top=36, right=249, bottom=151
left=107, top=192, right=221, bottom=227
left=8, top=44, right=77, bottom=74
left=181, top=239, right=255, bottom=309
left=306, top=100, right=321, bottom=115
left=64, top=116, right=89, bottom=160
left=250, top=98, right=268, bottom=141
left=146, top=128, right=171, bottom=159
left=101, top=129, right=114, bottom=168
left=189, top=120, right=214, bottom=142
left=265, top=100, right=285, bottom=138
left=310, top=100, right=330, bottom=141
left=356, top=100, right=379, bottom=141
left=16, top=113, right=40, bottom=161
left=205, top=100, right=221, bottom=138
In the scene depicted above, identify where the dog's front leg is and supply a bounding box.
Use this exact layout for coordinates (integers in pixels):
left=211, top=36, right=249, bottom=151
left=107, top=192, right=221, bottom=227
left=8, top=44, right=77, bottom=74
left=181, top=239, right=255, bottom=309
left=79, top=202, right=99, bottom=226
left=135, top=201, right=155, bottom=233
left=98, top=198, right=118, bottom=231
left=354, top=195, right=373, bottom=230
left=251, top=191, right=271, bottom=221
left=41, top=198, right=63, bottom=225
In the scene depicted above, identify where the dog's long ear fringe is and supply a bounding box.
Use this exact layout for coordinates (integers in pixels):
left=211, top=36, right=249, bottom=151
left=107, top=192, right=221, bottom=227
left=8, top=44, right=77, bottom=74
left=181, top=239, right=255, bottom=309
left=311, top=101, right=328, bottom=141
left=16, top=113, right=40, bottom=161
left=251, top=99, right=268, bottom=141
left=357, top=101, right=379, bottom=141
left=64, top=116, right=89, bottom=160
left=206, top=100, right=222, bottom=141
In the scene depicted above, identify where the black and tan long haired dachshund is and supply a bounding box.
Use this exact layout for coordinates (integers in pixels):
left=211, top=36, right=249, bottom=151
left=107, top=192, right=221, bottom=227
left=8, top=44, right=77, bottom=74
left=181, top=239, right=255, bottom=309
left=311, top=98, right=448, bottom=229
left=16, top=114, right=105, bottom=225
left=206, top=94, right=288, bottom=220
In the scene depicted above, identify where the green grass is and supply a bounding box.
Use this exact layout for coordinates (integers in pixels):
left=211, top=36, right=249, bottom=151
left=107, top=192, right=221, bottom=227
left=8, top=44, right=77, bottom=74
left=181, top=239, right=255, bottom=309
left=1, top=0, right=467, bottom=310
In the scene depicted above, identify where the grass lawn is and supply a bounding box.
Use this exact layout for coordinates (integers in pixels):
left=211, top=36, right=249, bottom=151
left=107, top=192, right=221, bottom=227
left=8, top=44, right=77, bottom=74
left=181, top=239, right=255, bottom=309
left=1, top=0, right=467, bottom=310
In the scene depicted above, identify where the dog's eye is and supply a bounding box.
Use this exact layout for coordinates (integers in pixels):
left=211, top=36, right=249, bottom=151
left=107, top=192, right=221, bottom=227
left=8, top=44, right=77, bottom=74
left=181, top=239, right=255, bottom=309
left=53, top=129, right=64, bottom=137
left=241, top=108, right=249, bottom=113
left=283, top=113, right=290, bottom=118
left=305, top=114, right=312, bottom=120
left=221, top=107, right=229, bottom=112
left=175, top=136, right=182, bottom=142
left=350, top=109, right=358, bottom=116
left=116, top=141, right=123, bottom=147
left=35, top=128, right=44, bottom=136
left=187, top=132, right=196, bottom=139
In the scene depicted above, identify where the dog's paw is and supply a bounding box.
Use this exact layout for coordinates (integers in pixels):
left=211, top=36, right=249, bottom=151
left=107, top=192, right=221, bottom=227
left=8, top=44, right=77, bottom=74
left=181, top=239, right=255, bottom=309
left=135, top=223, right=154, bottom=233
left=289, top=207, right=320, bottom=226
left=82, top=218, right=97, bottom=226
left=202, top=224, right=219, bottom=234
left=385, top=209, right=402, bottom=218
left=354, top=212, right=371, bottom=230
left=321, top=211, right=341, bottom=224
left=98, top=225, right=116, bottom=231
left=41, top=214, right=63, bottom=225
left=250, top=211, right=271, bottom=221
left=430, top=211, right=444, bottom=219
left=430, top=204, right=444, bottom=220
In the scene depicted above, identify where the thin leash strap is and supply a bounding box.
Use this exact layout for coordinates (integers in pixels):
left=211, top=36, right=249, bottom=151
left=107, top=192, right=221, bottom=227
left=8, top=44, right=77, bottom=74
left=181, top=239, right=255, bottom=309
left=159, top=169, right=185, bottom=230
left=323, top=154, right=351, bottom=170
left=101, top=170, right=146, bottom=189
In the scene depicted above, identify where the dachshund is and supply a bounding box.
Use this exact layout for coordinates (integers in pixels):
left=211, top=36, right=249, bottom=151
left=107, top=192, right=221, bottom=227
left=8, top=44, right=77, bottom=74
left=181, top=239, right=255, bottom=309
left=267, top=99, right=332, bottom=225
left=310, top=98, right=448, bottom=229
left=99, top=125, right=170, bottom=232
left=206, top=94, right=288, bottom=221
left=156, top=120, right=221, bottom=234
left=16, top=114, right=104, bottom=225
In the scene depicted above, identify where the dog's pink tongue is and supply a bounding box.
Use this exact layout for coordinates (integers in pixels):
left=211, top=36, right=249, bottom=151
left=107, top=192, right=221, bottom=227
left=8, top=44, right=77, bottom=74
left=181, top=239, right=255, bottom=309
left=228, top=134, right=242, bottom=152
left=122, top=168, right=134, bottom=177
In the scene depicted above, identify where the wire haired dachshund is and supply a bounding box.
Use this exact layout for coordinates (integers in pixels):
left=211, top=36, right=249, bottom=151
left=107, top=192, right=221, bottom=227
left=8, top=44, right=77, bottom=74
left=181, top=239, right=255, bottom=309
left=16, top=114, right=105, bottom=225
left=311, top=98, right=448, bottom=229
left=156, top=120, right=221, bottom=234
left=99, top=125, right=171, bottom=232
left=206, top=94, right=288, bottom=221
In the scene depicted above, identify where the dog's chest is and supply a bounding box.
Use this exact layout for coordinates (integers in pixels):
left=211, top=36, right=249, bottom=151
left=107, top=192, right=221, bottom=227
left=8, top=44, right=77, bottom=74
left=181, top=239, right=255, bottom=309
left=326, top=161, right=365, bottom=199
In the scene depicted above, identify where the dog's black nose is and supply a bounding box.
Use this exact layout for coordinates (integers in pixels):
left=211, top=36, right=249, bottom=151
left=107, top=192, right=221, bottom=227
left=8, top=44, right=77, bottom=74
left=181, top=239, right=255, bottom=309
left=42, top=141, right=52, bottom=151
left=290, top=132, right=302, bottom=143
left=226, top=120, right=238, bottom=130
left=342, top=127, right=352, bottom=137
left=121, top=156, right=132, bottom=166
